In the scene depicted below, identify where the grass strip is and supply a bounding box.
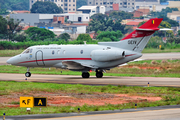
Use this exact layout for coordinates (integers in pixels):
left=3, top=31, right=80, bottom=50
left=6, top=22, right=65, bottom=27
left=0, top=81, right=180, bottom=116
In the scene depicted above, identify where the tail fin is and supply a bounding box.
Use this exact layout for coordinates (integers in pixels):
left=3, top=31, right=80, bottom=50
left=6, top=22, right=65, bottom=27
left=120, top=18, right=163, bottom=52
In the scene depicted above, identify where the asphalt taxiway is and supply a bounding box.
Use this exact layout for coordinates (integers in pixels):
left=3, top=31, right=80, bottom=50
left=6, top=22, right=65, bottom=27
left=0, top=73, right=180, bottom=87
left=3, top=105, right=180, bottom=120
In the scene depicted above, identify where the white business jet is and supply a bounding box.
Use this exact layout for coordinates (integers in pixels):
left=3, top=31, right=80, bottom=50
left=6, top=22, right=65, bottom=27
left=7, top=18, right=163, bottom=78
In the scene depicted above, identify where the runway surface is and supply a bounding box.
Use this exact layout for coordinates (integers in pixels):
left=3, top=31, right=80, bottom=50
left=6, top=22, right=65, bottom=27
left=29, top=108, right=180, bottom=120
left=0, top=73, right=180, bottom=87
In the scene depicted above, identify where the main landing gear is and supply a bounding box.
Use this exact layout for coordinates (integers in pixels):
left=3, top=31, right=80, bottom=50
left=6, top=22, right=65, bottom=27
left=25, top=67, right=31, bottom=77
left=81, top=70, right=103, bottom=78
left=82, top=72, right=90, bottom=78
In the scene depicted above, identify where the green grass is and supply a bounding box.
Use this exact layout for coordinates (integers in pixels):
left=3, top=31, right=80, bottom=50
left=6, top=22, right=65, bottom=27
left=1, top=59, right=180, bottom=77
left=0, top=81, right=180, bottom=116
left=142, top=48, right=180, bottom=53
left=0, top=50, right=23, bottom=57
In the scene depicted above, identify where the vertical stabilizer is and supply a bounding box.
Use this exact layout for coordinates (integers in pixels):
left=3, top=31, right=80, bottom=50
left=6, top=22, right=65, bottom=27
left=119, top=18, right=163, bottom=52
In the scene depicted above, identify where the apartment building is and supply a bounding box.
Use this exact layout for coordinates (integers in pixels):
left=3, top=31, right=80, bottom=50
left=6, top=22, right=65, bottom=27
left=29, top=0, right=76, bottom=13
left=87, top=0, right=135, bottom=10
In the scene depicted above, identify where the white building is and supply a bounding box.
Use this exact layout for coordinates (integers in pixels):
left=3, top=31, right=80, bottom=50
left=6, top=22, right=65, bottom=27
left=58, top=13, right=90, bottom=23
left=77, top=6, right=105, bottom=16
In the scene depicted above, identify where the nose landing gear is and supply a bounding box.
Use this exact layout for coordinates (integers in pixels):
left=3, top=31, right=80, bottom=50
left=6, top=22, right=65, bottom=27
left=25, top=67, right=31, bottom=77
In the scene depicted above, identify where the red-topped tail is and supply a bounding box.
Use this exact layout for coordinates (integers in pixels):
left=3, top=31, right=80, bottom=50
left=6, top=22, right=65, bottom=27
left=119, top=18, right=163, bottom=52
left=121, top=18, right=163, bottom=41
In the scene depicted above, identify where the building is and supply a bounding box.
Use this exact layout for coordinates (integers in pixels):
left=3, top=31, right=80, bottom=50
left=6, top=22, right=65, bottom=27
left=10, top=13, right=90, bottom=26
left=168, top=1, right=180, bottom=11
left=136, top=8, right=150, bottom=16
left=167, top=11, right=180, bottom=21
left=56, top=13, right=90, bottom=23
left=77, top=6, right=105, bottom=16
left=87, top=0, right=135, bottom=10
left=29, top=0, right=76, bottom=13
left=135, top=0, right=160, bottom=11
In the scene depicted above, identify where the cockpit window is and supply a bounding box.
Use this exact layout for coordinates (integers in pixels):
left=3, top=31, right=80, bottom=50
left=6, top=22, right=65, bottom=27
left=22, top=49, right=33, bottom=54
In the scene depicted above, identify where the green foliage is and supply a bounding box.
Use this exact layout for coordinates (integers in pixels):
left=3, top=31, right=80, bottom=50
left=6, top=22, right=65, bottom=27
left=76, top=34, right=92, bottom=42
left=76, top=0, right=87, bottom=9
left=97, top=31, right=123, bottom=41
left=146, top=36, right=164, bottom=48
left=151, top=7, right=178, bottom=17
left=0, top=0, right=29, bottom=11
left=25, top=27, right=56, bottom=41
left=7, top=18, right=22, bottom=40
left=89, top=14, right=126, bottom=33
left=58, top=33, right=70, bottom=41
left=158, top=15, right=179, bottom=27
left=109, top=11, right=133, bottom=21
left=137, top=21, right=146, bottom=27
left=0, top=16, right=7, bottom=35
left=178, top=30, right=180, bottom=36
left=30, top=1, right=63, bottom=14
left=0, top=9, right=9, bottom=15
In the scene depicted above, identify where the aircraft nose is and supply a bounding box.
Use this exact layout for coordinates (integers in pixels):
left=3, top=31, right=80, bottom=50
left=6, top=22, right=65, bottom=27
left=7, top=56, right=18, bottom=65
left=7, top=57, right=14, bottom=64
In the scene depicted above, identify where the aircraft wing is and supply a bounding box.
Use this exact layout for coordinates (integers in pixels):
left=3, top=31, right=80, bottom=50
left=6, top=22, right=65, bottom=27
left=62, top=61, right=98, bottom=69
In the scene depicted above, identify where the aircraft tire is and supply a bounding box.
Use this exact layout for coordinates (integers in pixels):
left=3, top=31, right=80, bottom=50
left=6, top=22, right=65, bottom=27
left=25, top=72, right=31, bottom=77
left=96, top=72, right=103, bottom=78
left=82, top=72, right=90, bottom=78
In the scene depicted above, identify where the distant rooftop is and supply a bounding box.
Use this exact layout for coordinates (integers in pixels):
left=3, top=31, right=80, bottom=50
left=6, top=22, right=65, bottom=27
left=78, top=6, right=97, bottom=10
left=136, top=0, right=158, bottom=2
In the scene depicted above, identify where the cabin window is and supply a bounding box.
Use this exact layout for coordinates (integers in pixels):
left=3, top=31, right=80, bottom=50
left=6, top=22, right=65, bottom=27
left=30, top=49, right=33, bottom=53
left=63, top=50, right=66, bottom=54
left=52, top=50, right=55, bottom=55
left=80, top=50, right=83, bottom=54
left=57, top=50, right=61, bottom=54
left=22, top=49, right=30, bottom=54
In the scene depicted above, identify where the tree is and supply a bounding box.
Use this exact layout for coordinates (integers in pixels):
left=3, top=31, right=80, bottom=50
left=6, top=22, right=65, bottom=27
left=158, top=15, right=179, bottom=27
left=76, top=0, right=87, bottom=9
left=58, top=33, right=70, bottom=41
left=89, top=14, right=126, bottom=33
left=0, top=16, right=7, bottom=37
left=96, top=30, right=123, bottom=41
left=109, top=11, right=133, bottom=21
left=178, top=30, right=180, bottom=36
left=150, top=7, right=178, bottom=17
left=25, top=27, right=56, bottom=41
left=137, top=21, right=146, bottom=27
left=0, top=0, right=29, bottom=11
left=7, top=18, right=22, bottom=40
left=77, top=34, right=92, bottom=42
left=31, top=1, right=63, bottom=14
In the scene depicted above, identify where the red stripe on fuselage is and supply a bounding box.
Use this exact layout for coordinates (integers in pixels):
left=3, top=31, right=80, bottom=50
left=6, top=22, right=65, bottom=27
left=19, top=58, right=92, bottom=64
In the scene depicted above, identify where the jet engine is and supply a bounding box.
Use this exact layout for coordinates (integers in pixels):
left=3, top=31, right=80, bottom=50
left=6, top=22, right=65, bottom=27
left=91, top=50, right=125, bottom=62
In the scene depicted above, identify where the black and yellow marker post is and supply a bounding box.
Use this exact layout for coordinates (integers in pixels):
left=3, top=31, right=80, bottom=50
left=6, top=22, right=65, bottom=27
left=3, top=113, right=5, bottom=120
left=148, top=82, right=149, bottom=87
left=135, top=104, right=137, bottom=110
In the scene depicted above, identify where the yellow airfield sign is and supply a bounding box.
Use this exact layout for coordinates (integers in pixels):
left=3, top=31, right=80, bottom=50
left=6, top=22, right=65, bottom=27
left=20, top=97, right=34, bottom=108
left=20, top=97, right=47, bottom=107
